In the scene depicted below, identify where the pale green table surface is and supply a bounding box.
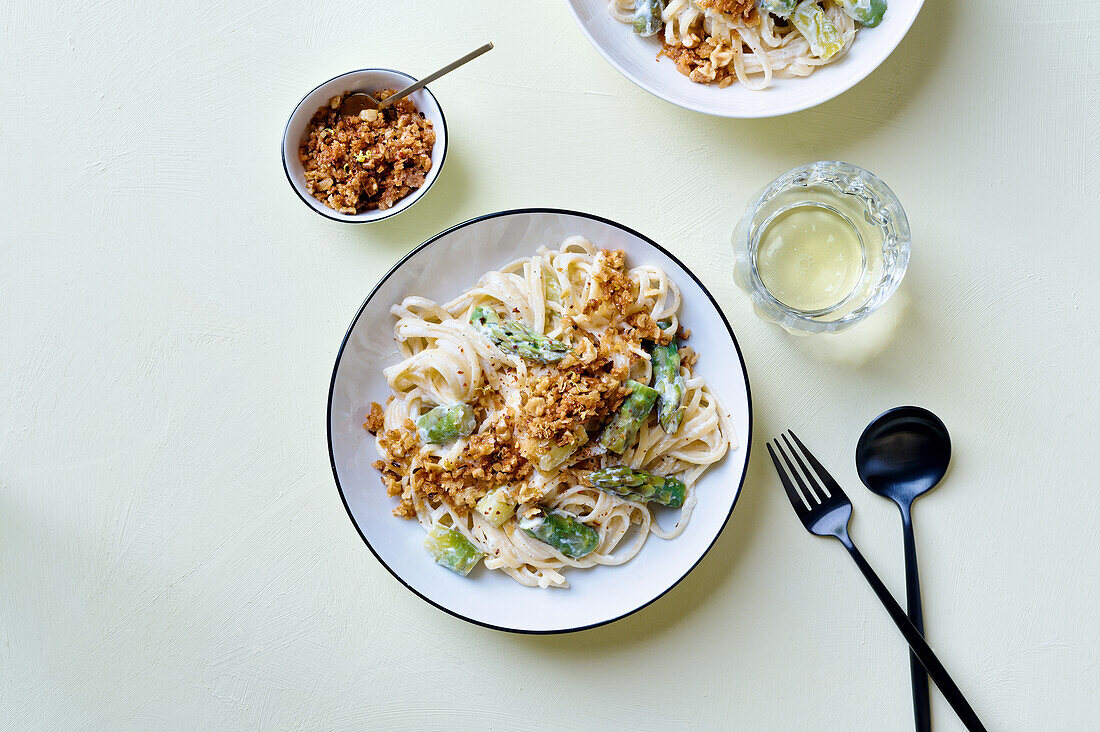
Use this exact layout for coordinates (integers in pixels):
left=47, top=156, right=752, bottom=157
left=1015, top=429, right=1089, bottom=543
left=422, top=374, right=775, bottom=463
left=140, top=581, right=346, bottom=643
left=2, top=1, right=1098, bottom=730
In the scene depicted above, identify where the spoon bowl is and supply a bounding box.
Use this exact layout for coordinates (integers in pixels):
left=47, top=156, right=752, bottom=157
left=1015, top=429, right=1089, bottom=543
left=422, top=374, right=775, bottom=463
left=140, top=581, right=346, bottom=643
left=856, top=406, right=951, bottom=507
left=340, top=92, right=382, bottom=116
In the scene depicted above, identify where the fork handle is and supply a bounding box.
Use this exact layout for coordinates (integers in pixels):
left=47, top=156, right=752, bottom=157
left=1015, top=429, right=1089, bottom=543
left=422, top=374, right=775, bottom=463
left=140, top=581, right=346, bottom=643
left=840, top=537, right=988, bottom=732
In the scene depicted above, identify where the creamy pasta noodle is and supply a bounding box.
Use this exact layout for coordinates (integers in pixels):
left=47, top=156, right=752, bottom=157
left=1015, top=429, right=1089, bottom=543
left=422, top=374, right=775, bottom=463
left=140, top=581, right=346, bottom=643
left=610, top=0, right=885, bottom=91
left=364, top=237, right=735, bottom=588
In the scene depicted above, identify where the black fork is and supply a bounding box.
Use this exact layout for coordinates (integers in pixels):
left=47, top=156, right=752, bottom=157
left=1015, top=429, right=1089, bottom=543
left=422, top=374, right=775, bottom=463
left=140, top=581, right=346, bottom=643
left=768, top=431, right=987, bottom=732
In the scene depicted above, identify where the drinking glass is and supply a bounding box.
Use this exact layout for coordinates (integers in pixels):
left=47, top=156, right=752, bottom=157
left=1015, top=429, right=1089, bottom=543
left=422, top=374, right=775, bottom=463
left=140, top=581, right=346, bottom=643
left=733, top=161, right=910, bottom=335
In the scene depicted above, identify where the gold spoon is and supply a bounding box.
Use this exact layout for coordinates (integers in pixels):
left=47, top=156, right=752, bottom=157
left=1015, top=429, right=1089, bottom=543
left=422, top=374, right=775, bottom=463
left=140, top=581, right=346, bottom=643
left=341, top=43, right=493, bottom=117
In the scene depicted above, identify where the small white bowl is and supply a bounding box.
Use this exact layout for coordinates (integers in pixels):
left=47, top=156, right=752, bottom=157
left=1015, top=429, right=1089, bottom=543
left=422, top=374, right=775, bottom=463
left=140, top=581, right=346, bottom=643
left=282, top=69, right=448, bottom=223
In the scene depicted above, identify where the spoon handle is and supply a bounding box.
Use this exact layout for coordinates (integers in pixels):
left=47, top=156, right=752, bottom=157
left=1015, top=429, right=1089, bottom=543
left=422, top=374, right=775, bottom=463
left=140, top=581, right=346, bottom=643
left=902, top=510, right=932, bottom=732
left=838, top=536, right=988, bottom=732
left=380, top=43, right=493, bottom=109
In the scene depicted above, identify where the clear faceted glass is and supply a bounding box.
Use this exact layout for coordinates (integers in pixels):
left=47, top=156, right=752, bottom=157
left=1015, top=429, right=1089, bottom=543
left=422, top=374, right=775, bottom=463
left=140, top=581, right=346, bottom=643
left=733, top=161, right=910, bottom=335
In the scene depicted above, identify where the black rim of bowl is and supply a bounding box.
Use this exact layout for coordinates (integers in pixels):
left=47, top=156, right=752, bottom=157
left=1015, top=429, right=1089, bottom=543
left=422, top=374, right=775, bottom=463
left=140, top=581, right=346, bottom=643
left=326, top=208, right=754, bottom=633
left=281, top=68, right=449, bottom=224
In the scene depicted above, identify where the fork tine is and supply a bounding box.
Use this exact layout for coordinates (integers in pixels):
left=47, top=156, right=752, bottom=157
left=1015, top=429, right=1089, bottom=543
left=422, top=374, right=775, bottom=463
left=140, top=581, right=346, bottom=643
left=774, top=438, right=820, bottom=507
left=780, top=433, right=828, bottom=500
left=787, top=430, right=848, bottom=501
left=766, top=442, right=810, bottom=513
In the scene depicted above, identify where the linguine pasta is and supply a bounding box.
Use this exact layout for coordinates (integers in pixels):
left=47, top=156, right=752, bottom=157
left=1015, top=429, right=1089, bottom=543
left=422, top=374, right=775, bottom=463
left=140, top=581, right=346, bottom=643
left=366, top=237, right=735, bottom=588
left=610, top=0, right=858, bottom=91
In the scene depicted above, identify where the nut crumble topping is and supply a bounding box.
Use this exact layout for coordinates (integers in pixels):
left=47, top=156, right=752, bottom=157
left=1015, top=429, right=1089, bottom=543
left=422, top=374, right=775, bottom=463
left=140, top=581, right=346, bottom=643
left=299, top=90, right=435, bottom=214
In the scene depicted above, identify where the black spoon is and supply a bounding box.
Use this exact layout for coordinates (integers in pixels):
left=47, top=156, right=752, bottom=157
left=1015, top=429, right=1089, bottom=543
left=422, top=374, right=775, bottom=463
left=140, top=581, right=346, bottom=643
left=856, top=406, right=951, bottom=732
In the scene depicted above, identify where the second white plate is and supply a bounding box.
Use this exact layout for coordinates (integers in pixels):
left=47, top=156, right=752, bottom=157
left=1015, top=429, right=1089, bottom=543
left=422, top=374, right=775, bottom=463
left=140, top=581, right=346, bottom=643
left=564, top=0, right=924, bottom=118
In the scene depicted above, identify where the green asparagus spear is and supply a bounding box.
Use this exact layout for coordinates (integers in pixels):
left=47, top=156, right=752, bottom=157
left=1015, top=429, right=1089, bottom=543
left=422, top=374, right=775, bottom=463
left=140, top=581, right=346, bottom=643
left=476, top=487, right=515, bottom=527
left=588, top=466, right=686, bottom=509
left=518, top=508, right=600, bottom=559
left=836, top=0, right=886, bottom=27
left=759, top=0, right=799, bottom=18
left=543, top=270, right=563, bottom=330
left=598, top=380, right=659, bottom=454
left=543, top=270, right=562, bottom=306
left=536, top=426, right=589, bottom=472
left=650, top=330, right=685, bottom=435
left=416, top=404, right=476, bottom=444
left=470, top=306, right=571, bottom=364
left=632, top=0, right=665, bottom=36
left=423, top=523, right=482, bottom=576
left=790, top=0, right=845, bottom=60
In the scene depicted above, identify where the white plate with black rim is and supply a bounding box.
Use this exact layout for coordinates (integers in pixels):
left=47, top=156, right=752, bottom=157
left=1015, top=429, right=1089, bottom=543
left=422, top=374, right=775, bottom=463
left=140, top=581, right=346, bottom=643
left=564, top=0, right=925, bottom=118
left=327, top=208, right=752, bottom=632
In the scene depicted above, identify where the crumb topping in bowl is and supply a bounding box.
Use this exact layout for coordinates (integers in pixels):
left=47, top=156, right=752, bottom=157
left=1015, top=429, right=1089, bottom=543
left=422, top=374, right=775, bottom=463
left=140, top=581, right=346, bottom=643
left=298, top=90, right=436, bottom=214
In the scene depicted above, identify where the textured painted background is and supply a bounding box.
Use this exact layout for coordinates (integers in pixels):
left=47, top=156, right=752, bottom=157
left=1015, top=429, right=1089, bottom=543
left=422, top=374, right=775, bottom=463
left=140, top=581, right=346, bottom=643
left=2, top=1, right=1098, bottom=729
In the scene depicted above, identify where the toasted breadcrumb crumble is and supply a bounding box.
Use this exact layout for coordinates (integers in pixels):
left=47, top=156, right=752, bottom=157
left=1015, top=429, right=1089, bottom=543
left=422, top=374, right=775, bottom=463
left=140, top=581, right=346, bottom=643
left=696, top=0, right=758, bottom=22
left=299, top=90, right=435, bottom=214
left=367, top=245, right=700, bottom=520
left=371, top=411, right=532, bottom=517
left=362, top=402, right=385, bottom=434
left=583, top=249, right=634, bottom=317
left=518, top=369, right=624, bottom=448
